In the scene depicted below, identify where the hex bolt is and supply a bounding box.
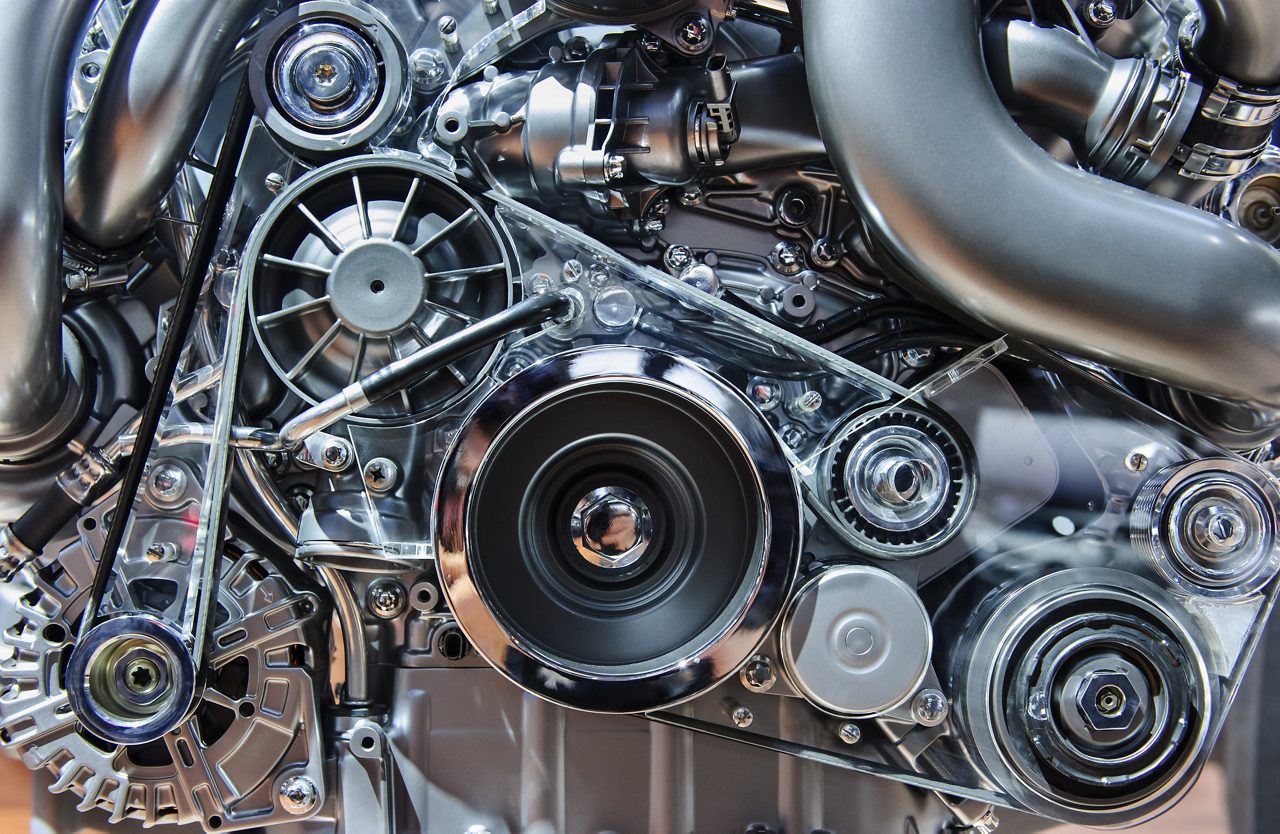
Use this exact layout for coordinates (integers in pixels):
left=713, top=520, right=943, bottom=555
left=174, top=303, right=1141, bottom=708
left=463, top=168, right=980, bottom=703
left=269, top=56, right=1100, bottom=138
left=438, top=16, right=461, bottom=53
left=265, top=172, right=287, bottom=194
left=912, top=689, right=949, bottom=727
left=779, top=423, right=807, bottom=450
left=367, top=579, right=407, bottom=619
left=1085, top=0, right=1117, bottom=27
left=362, top=457, right=399, bottom=494
left=411, top=48, right=449, bottom=92
left=837, top=722, right=862, bottom=745
left=740, top=655, right=776, bottom=692
left=279, top=775, right=320, bottom=815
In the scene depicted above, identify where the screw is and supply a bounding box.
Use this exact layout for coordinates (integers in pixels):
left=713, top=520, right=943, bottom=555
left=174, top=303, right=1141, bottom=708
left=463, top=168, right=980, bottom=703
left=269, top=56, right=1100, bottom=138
left=811, top=238, right=844, bottom=268
left=664, top=244, right=694, bottom=273
left=321, top=440, right=351, bottom=471
left=588, top=264, right=611, bottom=289
left=279, top=775, right=320, bottom=815
left=786, top=390, right=823, bottom=419
left=1126, top=452, right=1148, bottom=472
left=725, top=700, right=754, bottom=728
left=1085, top=0, right=1117, bottom=26
left=438, top=16, right=460, bottom=53
left=367, top=579, right=406, bottom=619
left=771, top=240, right=806, bottom=276
left=562, top=259, right=587, bottom=284
left=643, top=217, right=666, bottom=234
left=528, top=272, right=554, bottom=296
left=837, top=722, right=861, bottom=745
left=677, top=15, right=712, bottom=52
left=900, top=347, right=935, bottom=369
left=740, top=656, right=776, bottom=692
left=604, top=153, right=627, bottom=182
left=912, top=689, right=949, bottom=727
left=363, top=457, right=399, bottom=493
left=145, top=542, right=177, bottom=563
left=639, top=32, right=665, bottom=56
left=265, top=172, right=287, bottom=194
left=748, top=378, right=781, bottom=410
left=147, top=465, right=187, bottom=503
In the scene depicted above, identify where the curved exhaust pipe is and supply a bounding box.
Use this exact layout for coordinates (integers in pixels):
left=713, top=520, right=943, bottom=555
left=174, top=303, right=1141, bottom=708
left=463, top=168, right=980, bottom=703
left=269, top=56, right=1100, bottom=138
left=0, top=0, right=95, bottom=459
left=804, top=0, right=1280, bottom=409
left=64, top=0, right=266, bottom=252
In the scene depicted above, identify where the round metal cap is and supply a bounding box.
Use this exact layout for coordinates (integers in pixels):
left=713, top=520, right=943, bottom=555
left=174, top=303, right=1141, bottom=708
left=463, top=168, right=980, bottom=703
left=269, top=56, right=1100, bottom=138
left=781, top=565, right=932, bottom=717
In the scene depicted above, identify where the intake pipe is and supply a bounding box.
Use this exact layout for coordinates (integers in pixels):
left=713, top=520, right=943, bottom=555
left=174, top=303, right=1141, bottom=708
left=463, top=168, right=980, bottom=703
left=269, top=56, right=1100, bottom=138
left=804, top=0, right=1280, bottom=409
left=1197, top=0, right=1280, bottom=88
left=64, top=0, right=266, bottom=252
left=0, top=0, right=95, bottom=459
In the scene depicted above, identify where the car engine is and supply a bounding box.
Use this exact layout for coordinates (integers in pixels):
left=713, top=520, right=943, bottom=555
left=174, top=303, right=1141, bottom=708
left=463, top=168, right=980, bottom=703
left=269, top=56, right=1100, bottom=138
left=4, top=0, right=1280, bottom=831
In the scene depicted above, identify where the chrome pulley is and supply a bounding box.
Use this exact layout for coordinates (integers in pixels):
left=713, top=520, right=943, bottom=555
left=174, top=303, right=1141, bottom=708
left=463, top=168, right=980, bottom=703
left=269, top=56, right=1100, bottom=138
left=1131, top=457, right=1280, bottom=599
left=958, top=569, right=1212, bottom=826
left=0, top=527, right=325, bottom=829
left=822, top=406, right=977, bottom=557
left=250, top=0, right=407, bottom=154
left=435, top=346, right=800, bottom=713
left=247, top=155, right=513, bottom=423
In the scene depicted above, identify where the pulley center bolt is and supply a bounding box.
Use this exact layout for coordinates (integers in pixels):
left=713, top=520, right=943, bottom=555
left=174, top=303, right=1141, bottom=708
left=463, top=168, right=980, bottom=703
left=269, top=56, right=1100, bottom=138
left=571, top=487, right=653, bottom=570
left=111, top=647, right=171, bottom=707
left=293, top=45, right=356, bottom=106
left=873, top=458, right=926, bottom=506
left=1191, top=502, right=1247, bottom=554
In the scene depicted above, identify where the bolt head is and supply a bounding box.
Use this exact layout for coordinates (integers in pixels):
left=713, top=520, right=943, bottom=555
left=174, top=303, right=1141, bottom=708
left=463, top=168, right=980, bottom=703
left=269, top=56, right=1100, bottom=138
left=1076, top=669, right=1144, bottom=733
left=771, top=241, right=806, bottom=276
left=279, top=775, right=319, bottom=815
left=730, top=705, right=754, bottom=728
left=367, top=580, right=406, bottom=619
left=837, top=722, right=861, bottom=745
left=677, top=16, right=712, bottom=51
left=571, top=487, right=652, bottom=569
left=1086, top=0, right=1118, bottom=26
left=740, top=656, right=776, bottom=692
left=1191, top=502, right=1248, bottom=554
left=320, top=441, right=351, bottom=470
left=1127, top=451, right=1149, bottom=472
left=362, top=457, right=399, bottom=493
left=144, top=542, right=176, bottom=563
left=562, top=259, right=586, bottom=284
left=265, top=172, right=287, bottom=194
left=148, top=466, right=187, bottom=502
left=912, top=689, right=949, bottom=726
left=411, top=48, right=449, bottom=91
left=663, top=245, right=694, bottom=273
left=811, top=238, right=844, bottom=268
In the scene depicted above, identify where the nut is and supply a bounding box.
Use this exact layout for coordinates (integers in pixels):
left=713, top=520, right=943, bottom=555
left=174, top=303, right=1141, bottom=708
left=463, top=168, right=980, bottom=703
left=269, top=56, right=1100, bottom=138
left=1076, top=669, right=1143, bottom=733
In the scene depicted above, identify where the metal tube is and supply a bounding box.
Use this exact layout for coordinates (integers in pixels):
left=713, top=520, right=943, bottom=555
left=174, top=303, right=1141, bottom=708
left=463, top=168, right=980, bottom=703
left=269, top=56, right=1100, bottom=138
left=64, top=0, right=266, bottom=250
left=278, top=292, right=570, bottom=448
left=1197, top=0, right=1280, bottom=88
left=0, top=0, right=95, bottom=455
left=804, top=0, right=1280, bottom=409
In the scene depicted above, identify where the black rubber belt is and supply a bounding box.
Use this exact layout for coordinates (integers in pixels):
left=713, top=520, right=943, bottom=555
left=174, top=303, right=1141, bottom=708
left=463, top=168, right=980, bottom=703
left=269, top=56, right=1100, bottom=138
left=78, top=73, right=256, bottom=640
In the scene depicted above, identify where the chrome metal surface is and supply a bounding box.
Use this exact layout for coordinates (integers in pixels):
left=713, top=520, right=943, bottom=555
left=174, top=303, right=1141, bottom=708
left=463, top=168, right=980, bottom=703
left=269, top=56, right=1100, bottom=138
left=805, top=0, right=1280, bottom=409
left=64, top=0, right=265, bottom=250
left=0, top=0, right=92, bottom=457
left=437, top=345, right=801, bottom=713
